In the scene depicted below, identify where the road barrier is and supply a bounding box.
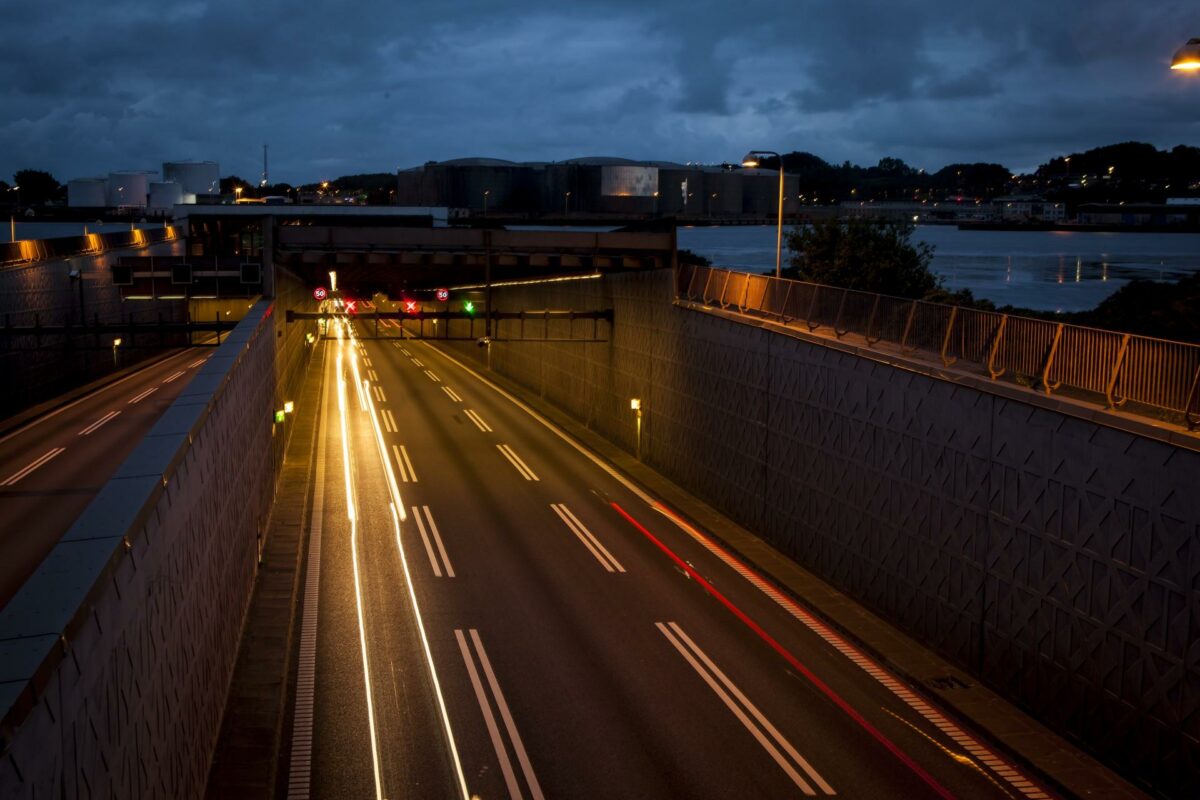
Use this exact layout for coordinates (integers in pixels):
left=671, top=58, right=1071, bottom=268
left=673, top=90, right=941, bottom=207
left=677, top=264, right=1200, bottom=431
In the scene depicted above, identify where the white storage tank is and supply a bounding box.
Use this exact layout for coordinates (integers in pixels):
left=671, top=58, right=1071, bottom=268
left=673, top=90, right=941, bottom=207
left=163, top=161, right=220, bottom=199
left=148, top=181, right=184, bottom=213
left=67, top=178, right=108, bottom=207
left=107, top=171, right=152, bottom=208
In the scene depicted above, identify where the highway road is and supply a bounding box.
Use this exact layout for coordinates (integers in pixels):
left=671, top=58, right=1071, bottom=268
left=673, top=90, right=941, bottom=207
left=290, top=316, right=1056, bottom=799
left=0, top=346, right=213, bottom=608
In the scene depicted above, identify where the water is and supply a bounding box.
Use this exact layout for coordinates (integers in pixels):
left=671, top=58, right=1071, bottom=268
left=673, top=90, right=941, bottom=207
left=677, top=225, right=1200, bottom=313
left=2, top=220, right=168, bottom=243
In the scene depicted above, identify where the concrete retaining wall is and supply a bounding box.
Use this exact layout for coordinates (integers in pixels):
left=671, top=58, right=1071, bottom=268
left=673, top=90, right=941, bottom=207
left=0, top=274, right=318, bottom=797
left=0, top=238, right=187, bottom=418
left=440, top=269, right=1199, bottom=797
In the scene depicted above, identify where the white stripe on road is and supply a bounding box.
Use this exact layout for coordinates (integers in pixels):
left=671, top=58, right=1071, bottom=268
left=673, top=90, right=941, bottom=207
left=286, top=357, right=330, bottom=800
left=456, top=629, right=544, bottom=800
left=463, top=409, right=492, bottom=432
left=550, top=504, right=625, bottom=573
left=162, top=370, right=186, bottom=384
left=188, top=358, right=207, bottom=368
left=381, top=408, right=397, bottom=433
left=368, top=370, right=379, bottom=382
left=424, top=369, right=441, bottom=383
left=1, top=447, right=66, bottom=486
left=392, top=444, right=417, bottom=482
left=411, top=505, right=454, bottom=578
left=78, top=410, right=120, bottom=436
left=400, top=347, right=411, bottom=356
left=412, top=358, right=424, bottom=367
left=373, top=385, right=386, bottom=403
left=657, top=621, right=833, bottom=796
left=364, top=358, right=372, bottom=367
left=496, top=444, right=538, bottom=481
left=128, top=386, right=158, bottom=404
left=651, top=506, right=1052, bottom=798
left=442, top=386, right=463, bottom=403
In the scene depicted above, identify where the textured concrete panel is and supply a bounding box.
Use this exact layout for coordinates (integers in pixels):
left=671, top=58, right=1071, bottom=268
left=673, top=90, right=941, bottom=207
left=442, top=268, right=1200, bottom=796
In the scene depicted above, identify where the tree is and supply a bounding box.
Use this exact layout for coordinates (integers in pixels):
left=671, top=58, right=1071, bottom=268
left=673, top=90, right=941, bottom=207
left=784, top=217, right=938, bottom=299
left=220, top=175, right=250, bottom=196
left=12, top=169, right=62, bottom=206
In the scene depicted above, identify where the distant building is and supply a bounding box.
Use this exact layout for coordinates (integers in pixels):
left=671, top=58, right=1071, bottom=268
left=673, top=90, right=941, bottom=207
left=395, top=157, right=799, bottom=218
left=1076, top=203, right=1197, bottom=227
left=991, top=195, right=1067, bottom=223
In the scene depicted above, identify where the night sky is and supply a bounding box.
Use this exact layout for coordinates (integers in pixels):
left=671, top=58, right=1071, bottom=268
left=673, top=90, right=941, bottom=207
left=3, top=1, right=1198, bottom=184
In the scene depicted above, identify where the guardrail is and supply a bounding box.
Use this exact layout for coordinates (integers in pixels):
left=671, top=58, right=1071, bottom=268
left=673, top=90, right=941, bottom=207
left=0, top=225, right=179, bottom=267
left=677, top=264, right=1200, bottom=431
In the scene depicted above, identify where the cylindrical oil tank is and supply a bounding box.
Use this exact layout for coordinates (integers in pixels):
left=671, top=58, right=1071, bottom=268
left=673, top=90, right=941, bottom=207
left=107, top=171, right=152, bottom=208
left=148, top=181, right=184, bottom=213
left=67, top=178, right=108, bottom=207
left=163, top=161, right=220, bottom=198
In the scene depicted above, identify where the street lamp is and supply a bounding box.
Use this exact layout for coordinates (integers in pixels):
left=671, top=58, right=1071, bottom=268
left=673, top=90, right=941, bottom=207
left=1171, top=38, right=1200, bottom=70
left=483, top=189, right=490, bottom=215
left=564, top=191, right=571, bottom=216
left=235, top=186, right=243, bottom=203
left=742, top=150, right=786, bottom=279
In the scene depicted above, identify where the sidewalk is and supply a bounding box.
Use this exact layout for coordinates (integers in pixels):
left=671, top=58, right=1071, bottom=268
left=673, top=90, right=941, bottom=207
left=205, top=343, right=325, bottom=800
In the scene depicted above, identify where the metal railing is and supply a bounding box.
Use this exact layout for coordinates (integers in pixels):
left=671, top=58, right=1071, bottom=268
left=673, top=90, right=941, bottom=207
left=677, top=265, right=1200, bottom=432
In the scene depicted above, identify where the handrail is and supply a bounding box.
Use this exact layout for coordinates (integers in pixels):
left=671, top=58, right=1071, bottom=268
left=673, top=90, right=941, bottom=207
left=676, top=264, right=1200, bottom=429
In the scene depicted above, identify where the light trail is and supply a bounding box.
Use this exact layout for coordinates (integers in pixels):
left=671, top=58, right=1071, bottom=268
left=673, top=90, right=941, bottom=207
left=338, top=326, right=384, bottom=800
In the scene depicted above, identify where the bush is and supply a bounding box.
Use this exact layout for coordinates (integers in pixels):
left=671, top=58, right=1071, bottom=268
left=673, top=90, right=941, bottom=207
left=784, top=218, right=938, bottom=299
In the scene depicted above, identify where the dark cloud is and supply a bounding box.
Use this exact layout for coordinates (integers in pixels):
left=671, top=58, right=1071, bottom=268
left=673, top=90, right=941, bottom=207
left=1, top=0, right=1197, bottom=183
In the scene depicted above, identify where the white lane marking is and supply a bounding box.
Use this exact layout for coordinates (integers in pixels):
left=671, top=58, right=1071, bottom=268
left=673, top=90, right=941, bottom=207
left=364, top=358, right=372, bottom=367
left=456, top=630, right=523, bottom=800
left=188, top=358, right=207, bottom=368
left=411, top=505, right=455, bottom=578
left=550, top=504, right=625, bottom=573
left=392, top=341, right=403, bottom=349
left=392, top=444, right=417, bottom=482
left=425, top=344, right=654, bottom=505
left=381, top=408, right=397, bottom=433
left=78, top=410, right=120, bottom=436
left=652, top=507, right=1051, bottom=799
left=373, top=385, right=386, bottom=403
left=496, top=444, right=538, bottom=481
left=657, top=622, right=831, bottom=796
left=424, top=369, right=441, bottom=383
left=442, top=386, right=463, bottom=403
left=400, top=348, right=411, bottom=356
left=463, top=409, right=492, bottom=433
left=412, top=358, right=425, bottom=367
left=0, top=348, right=199, bottom=448
left=128, top=386, right=158, bottom=404
left=456, top=629, right=545, bottom=800
left=1, top=447, right=66, bottom=486
left=337, top=342, right=385, bottom=800
left=162, top=370, right=186, bottom=384
left=368, top=369, right=379, bottom=382
left=342, top=320, right=471, bottom=798
left=287, top=351, right=331, bottom=800
left=422, top=340, right=1055, bottom=797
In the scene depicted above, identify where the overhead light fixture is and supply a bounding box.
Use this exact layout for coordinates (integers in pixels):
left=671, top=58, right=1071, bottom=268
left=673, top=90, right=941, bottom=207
left=1171, top=38, right=1200, bottom=70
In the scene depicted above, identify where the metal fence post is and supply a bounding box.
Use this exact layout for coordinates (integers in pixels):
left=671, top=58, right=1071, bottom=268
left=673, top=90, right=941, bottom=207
left=833, top=289, right=850, bottom=339
left=1185, top=364, right=1200, bottom=431
left=939, top=306, right=959, bottom=367
left=986, top=315, right=1009, bottom=379
left=1041, top=324, right=1065, bottom=395
left=899, top=301, right=917, bottom=351
left=806, top=284, right=820, bottom=331
left=1104, top=334, right=1131, bottom=408
left=864, top=295, right=881, bottom=344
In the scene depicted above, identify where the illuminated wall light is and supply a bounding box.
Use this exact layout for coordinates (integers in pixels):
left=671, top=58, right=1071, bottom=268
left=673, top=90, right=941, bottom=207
left=284, top=401, right=295, bottom=414
left=274, top=409, right=286, bottom=423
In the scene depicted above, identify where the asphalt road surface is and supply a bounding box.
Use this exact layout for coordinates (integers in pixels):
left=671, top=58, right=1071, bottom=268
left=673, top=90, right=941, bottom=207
left=292, top=317, right=1056, bottom=800
left=0, top=346, right=213, bottom=608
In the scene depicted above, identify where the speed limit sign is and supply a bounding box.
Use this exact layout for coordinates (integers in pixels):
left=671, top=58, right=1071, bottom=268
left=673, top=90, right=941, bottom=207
left=313, top=287, right=327, bottom=300
left=435, top=288, right=449, bottom=302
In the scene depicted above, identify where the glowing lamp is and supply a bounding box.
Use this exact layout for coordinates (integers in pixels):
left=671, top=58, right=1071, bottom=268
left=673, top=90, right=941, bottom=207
left=284, top=401, right=295, bottom=414
left=1171, top=38, right=1200, bottom=70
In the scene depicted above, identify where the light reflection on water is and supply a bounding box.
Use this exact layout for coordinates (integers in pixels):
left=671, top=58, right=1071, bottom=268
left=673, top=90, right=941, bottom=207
left=677, top=224, right=1200, bottom=313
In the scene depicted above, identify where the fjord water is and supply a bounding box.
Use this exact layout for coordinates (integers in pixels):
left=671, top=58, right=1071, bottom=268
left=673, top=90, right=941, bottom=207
left=677, top=224, right=1200, bottom=312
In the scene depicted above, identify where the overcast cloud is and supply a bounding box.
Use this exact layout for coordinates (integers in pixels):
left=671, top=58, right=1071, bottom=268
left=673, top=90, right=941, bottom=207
left=2, top=0, right=1197, bottom=183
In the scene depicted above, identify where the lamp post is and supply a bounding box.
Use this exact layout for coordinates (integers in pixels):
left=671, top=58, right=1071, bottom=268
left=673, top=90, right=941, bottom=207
left=1171, top=38, right=1200, bottom=70
left=742, top=150, right=786, bottom=279
left=564, top=191, right=571, bottom=217
left=483, top=189, right=490, bottom=215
